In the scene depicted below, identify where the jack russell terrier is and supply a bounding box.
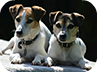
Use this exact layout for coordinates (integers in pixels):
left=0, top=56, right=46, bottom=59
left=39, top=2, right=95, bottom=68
left=45, top=11, right=91, bottom=69
left=0, top=4, right=51, bottom=65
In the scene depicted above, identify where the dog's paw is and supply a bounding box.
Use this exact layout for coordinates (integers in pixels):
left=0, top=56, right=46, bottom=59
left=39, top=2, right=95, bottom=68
left=32, top=59, right=41, bottom=65
left=84, top=62, right=96, bottom=70
left=44, top=60, right=53, bottom=67
left=11, top=57, right=22, bottom=64
left=84, top=63, right=92, bottom=70
left=44, top=56, right=53, bottom=67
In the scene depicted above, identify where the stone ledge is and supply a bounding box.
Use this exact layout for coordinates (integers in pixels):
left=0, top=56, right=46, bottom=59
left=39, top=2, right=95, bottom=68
left=0, top=39, right=95, bottom=72
left=0, top=55, right=86, bottom=72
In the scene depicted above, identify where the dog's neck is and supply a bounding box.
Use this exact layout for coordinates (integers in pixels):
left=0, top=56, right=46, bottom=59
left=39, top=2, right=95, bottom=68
left=54, top=34, right=75, bottom=48
left=18, top=33, right=39, bottom=56
left=58, top=40, right=75, bottom=48
left=18, top=33, right=40, bottom=49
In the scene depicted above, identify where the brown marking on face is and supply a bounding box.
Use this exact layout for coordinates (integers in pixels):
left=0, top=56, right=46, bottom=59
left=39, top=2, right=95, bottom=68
left=53, top=23, right=61, bottom=35
left=53, top=24, right=57, bottom=33
left=23, top=8, right=39, bottom=28
left=24, top=7, right=35, bottom=21
left=72, top=27, right=78, bottom=37
left=9, top=4, right=23, bottom=19
left=15, top=7, right=35, bottom=21
left=15, top=7, right=36, bottom=25
left=32, top=21, right=39, bottom=28
left=61, top=19, right=69, bottom=28
left=14, top=7, right=40, bottom=29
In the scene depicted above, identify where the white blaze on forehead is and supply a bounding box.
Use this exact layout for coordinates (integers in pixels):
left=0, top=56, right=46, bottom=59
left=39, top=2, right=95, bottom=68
left=18, top=10, right=26, bottom=29
left=22, top=10, right=26, bottom=16
left=21, top=10, right=26, bottom=21
left=19, top=10, right=26, bottom=27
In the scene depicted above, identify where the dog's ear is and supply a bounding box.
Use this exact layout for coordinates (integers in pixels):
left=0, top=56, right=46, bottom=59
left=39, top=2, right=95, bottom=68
left=32, top=6, right=46, bottom=22
left=49, top=11, right=63, bottom=25
left=9, top=4, right=23, bottom=19
left=71, top=12, right=85, bottom=27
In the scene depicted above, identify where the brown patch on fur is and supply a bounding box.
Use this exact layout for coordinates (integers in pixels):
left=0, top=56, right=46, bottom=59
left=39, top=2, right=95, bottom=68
left=32, top=21, right=39, bottom=28
left=32, top=6, right=45, bottom=12
left=53, top=24, right=61, bottom=35
left=24, top=7, right=35, bottom=21
left=72, top=27, right=78, bottom=37
left=72, top=12, right=85, bottom=20
left=53, top=24, right=57, bottom=33
left=10, top=5, right=42, bottom=28
left=9, top=4, right=23, bottom=19
left=23, top=7, right=39, bottom=28
left=49, top=11, right=63, bottom=25
left=32, top=6, right=46, bottom=21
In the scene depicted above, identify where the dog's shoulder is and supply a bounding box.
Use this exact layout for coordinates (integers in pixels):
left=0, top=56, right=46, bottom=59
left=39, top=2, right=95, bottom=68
left=75, top=38, right=86, bottom=47
left=49, top=34, right=57, bottom=44
left=39, top=21, right=51, bottom=44
left=39, top=21, right=51, bottom=34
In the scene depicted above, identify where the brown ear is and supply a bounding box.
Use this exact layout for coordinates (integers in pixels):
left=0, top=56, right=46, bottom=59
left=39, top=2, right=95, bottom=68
left=49, top=11, right=63, bottom=25
left=71, top=12, right=85, bottom=27
left=32, top=6, right=46, bottom=22
left=9, top=4, right=23, bottom=19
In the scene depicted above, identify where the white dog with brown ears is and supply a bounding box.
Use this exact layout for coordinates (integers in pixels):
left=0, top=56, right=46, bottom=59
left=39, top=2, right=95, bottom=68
left=0, top=4, right=51, bottom=65
left=45, top=11, right=91, bottom=69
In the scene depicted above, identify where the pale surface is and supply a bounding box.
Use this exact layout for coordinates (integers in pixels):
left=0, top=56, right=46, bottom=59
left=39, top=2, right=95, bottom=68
left=0, top=39, right=95, bottom=72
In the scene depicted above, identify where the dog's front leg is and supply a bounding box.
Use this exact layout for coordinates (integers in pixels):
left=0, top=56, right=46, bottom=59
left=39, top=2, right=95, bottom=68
left=77, top=59, right=85, bottom=69
left=32, top=54, right=45, bottom=65
left=10, top=53, right=22, bottom=64
left=45, top=56, right=53, bottom=67
left=76, top=58, right=91, bottom=70
left=0, top=37, right=14, bottom=55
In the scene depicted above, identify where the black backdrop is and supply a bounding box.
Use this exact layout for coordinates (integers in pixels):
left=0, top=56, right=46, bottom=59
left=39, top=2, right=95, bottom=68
left=0, top=0, right=97, bottom=62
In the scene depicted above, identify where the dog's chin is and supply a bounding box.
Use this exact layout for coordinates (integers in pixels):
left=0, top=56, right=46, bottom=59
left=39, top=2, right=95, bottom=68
left=58, top=37, right=76, bottom=43
left=58, top=38, right=72, bottom=43
left=58, top=39, right=66, bottom=43
left=16, top=34, right=26, bottom=39
left=17, top=35, right=23, bottom=38
left=58, top=39, right=73, bottom=43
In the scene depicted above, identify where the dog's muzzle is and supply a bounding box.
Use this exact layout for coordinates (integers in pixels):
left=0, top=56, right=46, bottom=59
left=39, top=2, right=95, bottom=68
left=59, top=31, right=66, bottom=41
left=16, top=26, right=23, bottom=37
left=59, top=34, right=66, bottom=41
left=54, top=34, right=74, bottom=48
left=16, top=30, right=23, bottom=37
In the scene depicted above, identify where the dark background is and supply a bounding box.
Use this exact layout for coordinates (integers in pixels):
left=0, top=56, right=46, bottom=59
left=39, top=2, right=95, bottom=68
left=0, top=0, right=97, bottom=62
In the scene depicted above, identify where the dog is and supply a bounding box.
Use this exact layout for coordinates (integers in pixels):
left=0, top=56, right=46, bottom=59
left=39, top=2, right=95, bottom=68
left=0, top=4, right=51, bottom=65
left=45, top=11, right=91, bottom=69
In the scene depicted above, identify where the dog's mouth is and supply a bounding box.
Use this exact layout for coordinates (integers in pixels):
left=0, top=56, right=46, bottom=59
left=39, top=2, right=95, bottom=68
left=17, top=34, right=23, bottom=38
left=58, top=35, right=76, bottom=43
left=57, top=32, right=67, bottom=42
left=59, top=35, right=66, bottom=41
left=16, top=30, right=28, bottom=38
left=54, top=34, right=67, bottom=43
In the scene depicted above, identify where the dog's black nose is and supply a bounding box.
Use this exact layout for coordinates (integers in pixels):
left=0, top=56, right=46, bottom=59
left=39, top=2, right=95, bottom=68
left=59, top=33, right=66, bottom=41
left=16, top=31, right=23, bottom=36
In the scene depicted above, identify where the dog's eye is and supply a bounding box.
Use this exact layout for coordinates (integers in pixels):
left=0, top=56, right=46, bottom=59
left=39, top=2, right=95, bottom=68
left=16, top=17, right=21, bottom=22
left=26, top=18, right=33, bottom=24
left=56, top=23, right=62, bottom=28
left=67, top=24, right=74, bottom=29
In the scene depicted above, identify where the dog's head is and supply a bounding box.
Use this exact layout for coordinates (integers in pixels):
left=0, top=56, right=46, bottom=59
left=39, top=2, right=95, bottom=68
left=9, top=4, right=46, bottom=39
left=49, top=11, right=85, bottom=43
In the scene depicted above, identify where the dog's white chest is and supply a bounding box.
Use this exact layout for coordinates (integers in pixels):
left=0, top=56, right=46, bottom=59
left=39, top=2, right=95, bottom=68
left=58, top=48, right=70, bottom=61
